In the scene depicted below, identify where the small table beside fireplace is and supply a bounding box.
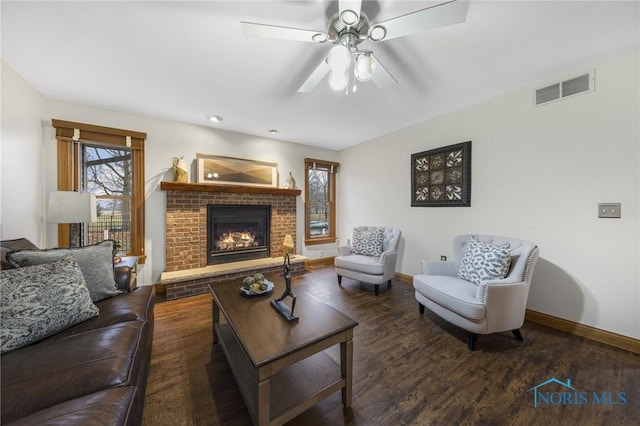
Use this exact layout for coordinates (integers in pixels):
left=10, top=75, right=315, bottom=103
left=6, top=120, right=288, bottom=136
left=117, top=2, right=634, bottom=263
left=209, top=275, right=358, bottom=425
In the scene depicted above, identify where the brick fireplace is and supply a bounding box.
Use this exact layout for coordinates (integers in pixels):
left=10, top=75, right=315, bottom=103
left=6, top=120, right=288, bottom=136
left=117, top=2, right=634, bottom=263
left=160, top=181, right=304, bottom=299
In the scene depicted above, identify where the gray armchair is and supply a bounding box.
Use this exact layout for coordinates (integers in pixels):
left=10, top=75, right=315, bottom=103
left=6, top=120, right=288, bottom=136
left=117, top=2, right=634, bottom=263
left=413, top=234, right=539, bottom=350
left=334, top=226, right=401, bottom=295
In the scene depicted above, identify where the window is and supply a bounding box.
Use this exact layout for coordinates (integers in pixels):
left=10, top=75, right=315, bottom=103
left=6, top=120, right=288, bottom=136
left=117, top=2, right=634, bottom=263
left=52, top=120, right=146, bottom=262
left=304, top=158, right=338, bottom=245
left=84, top=144, right=133, bottom=253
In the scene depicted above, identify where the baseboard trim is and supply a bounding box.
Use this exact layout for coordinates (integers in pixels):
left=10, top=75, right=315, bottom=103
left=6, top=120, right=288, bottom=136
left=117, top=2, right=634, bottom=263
left=525, top=309, right=640, bottom=354
left=305, top=256, right=335, bottom=269
left=394, top=272, right=413, bottom=284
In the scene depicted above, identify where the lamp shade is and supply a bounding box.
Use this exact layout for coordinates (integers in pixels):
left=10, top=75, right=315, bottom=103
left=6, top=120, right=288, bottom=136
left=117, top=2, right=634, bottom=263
left=283, top=234, right=294, bottom=257
left=47, top=191, right=97, bottom=224
left=283, top=234, right=294, bottom=250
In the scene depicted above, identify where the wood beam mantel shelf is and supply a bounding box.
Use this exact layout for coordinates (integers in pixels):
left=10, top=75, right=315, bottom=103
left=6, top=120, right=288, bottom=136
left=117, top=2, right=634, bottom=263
left=160, top=181, right=301, bottom=196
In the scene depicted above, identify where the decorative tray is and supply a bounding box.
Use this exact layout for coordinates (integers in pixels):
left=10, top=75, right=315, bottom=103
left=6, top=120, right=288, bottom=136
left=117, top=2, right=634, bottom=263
left=240, top=279, right=274, bottom=297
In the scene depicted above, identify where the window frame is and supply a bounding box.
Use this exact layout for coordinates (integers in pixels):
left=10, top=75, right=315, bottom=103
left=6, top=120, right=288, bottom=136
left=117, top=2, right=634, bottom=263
left=304, top=158, right=339, bottom=246
left=52, top=119, right=147, bottom=263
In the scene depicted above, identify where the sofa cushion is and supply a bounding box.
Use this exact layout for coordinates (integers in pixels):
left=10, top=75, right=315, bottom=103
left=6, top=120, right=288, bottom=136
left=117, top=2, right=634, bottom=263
left=413, top=274, right=486, bottom=320
left=351, top=228, right=384, bottom=257
left=0, top=254, right=99, bottom=354
left=4, top=387, right=139, bottom=426
left=457, top=237, right=511, bottom=285
left=7, top=240, right=121, bottom=302
left=0, top=320, right=148, bottom=423
left=335, top=254, right=384, bottom=275
left=44, top=286, right=155, bottom=340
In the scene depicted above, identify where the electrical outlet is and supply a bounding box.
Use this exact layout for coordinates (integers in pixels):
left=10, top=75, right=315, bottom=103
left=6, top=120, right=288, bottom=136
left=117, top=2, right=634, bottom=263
left=441, top=255, right=447, bottom=261
left=598, top=203, right=621, bottom=218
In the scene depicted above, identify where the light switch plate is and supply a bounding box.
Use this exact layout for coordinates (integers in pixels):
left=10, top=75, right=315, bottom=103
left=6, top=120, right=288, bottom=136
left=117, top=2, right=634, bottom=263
left=598, top=203, right=621, bottom=218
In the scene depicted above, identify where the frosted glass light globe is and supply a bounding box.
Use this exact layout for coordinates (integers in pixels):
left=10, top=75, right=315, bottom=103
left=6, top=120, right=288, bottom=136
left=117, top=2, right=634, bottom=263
left=355, top=54, right=376, bottom=81
left=327, top=45, right=351, bottom=70
left=329, top=70, right=348, bottom=91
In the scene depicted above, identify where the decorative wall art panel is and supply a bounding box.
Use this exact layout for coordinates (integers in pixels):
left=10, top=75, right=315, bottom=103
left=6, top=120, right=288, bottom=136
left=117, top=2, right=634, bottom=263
left=196, top=154, right=278, bottom=187
left=411, top=141, right=471, bottom=207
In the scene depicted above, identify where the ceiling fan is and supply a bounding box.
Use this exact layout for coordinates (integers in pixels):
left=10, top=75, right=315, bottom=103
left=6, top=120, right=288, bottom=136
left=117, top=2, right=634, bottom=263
left=241, top=0, right=470, bottom=93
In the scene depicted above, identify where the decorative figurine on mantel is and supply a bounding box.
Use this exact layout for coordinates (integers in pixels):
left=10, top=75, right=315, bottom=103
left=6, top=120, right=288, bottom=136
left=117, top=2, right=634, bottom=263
left=171, top=156, right=189, bottom=182
left=270, top=253, right=298, bottom=322
left=284, top=172, right=297, bottom=189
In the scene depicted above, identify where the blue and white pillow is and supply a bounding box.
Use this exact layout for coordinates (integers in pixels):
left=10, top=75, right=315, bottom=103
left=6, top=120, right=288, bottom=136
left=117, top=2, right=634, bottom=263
left=351, top=229, right=384, bottom=257
left=457, top=237, right=511, bottom=285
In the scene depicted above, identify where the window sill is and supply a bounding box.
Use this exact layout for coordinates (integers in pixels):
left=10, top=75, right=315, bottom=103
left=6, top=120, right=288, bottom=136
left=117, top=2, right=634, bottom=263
left=305, top=237, right=336, bottom=246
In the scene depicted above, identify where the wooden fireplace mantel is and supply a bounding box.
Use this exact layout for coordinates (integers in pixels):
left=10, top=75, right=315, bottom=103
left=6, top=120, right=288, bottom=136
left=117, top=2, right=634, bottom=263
left=160, top=181, right=301, bottom=196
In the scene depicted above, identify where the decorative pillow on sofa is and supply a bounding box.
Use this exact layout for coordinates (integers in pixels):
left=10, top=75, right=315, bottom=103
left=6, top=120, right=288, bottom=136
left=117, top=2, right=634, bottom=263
left=0, top=254, right=99, bottom=354
left=7, top=240, right=121, bottom=302
left=457, top=237, right=512, bottom=285
left=351, top=228, right=384, bottom=257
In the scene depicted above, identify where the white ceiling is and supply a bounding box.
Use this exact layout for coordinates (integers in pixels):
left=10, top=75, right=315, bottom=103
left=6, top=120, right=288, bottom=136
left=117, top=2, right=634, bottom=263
left=2, top=1, right=638, bottom=150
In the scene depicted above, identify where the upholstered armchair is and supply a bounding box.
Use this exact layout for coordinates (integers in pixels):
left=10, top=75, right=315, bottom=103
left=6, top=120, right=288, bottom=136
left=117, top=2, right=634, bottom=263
left=413, top=234, right=539, bottom=350
left=334, top=226, right=401, bottom=295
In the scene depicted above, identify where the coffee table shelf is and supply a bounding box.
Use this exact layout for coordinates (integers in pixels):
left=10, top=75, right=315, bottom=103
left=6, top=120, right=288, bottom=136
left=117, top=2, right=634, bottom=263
left=210, top=276, right=358, bottom=425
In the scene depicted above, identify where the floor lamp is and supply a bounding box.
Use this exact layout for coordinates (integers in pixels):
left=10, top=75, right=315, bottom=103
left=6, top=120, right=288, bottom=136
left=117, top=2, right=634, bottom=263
left=47, top=191, right=97, bottom=248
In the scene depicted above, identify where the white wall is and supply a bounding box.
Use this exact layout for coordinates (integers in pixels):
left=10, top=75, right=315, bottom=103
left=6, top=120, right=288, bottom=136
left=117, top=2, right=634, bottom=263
left=338, top=48, right=640, bottom=339
left=41, top=100, right=338, bottom=286
left=1, top=60, right=46, bottom=245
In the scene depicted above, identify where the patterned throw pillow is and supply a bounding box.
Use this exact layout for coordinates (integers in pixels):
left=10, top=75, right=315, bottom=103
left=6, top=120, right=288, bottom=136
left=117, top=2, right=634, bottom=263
left=457, top=237, right=512, bottom=285
left=351, top=229, right=384, bottom=257
left=7, top=240, right=121, bottom=302
left=0, top=254, right=99, bottom=354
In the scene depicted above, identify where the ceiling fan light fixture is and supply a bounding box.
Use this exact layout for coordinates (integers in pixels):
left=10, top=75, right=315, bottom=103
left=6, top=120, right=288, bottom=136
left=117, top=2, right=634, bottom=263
left=340, top=9, right=359, bottom=26
left=355, top=54, right=375, bottom=81
left=327, top=44, right=351, bottom=70
left=329, top=70, right=348, bottom=91
left=368, top=25, right=386, bottom=42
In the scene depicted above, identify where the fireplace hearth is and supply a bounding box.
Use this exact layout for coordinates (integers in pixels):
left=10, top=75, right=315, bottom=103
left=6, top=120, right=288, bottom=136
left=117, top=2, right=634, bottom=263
left=207, top=205, right=270, bottom=265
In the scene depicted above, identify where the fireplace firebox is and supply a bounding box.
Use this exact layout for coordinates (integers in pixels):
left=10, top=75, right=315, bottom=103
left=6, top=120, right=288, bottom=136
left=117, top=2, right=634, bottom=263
left=207, top=205, right=270, bottom=265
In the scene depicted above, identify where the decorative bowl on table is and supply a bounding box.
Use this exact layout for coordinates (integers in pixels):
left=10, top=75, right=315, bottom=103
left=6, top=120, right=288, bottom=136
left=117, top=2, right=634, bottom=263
left=240, top=274, right=274, bottom=296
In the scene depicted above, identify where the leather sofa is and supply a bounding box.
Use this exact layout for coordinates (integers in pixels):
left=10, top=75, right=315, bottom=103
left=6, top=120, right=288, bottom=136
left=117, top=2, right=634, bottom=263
left=0, top=238, right=155, bottom=425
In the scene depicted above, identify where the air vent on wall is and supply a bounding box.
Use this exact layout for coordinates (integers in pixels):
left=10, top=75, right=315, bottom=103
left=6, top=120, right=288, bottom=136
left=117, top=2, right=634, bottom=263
left=533, top=69, right=595, bottom=106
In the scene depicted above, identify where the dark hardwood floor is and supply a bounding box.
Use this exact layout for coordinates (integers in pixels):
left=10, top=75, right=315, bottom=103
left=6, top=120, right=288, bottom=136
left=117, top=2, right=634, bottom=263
left=142, top=266, right=640, bottom=426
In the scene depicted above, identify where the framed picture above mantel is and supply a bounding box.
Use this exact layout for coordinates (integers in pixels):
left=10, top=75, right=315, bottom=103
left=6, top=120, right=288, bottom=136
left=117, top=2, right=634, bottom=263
left=411, top=141, right=471, bottom=207
left=196, top=153, right=278, bottom=188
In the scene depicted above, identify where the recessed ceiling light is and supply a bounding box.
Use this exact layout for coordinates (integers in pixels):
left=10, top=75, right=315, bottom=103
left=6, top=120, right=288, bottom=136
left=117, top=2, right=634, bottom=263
left=268, top=129, right=279, bottom=135
left=208, top=115, right=223, bottom=123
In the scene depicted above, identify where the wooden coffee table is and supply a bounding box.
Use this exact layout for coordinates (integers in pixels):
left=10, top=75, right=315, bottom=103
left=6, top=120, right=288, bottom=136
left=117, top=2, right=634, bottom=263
left=209, top=275, right=358, bottom=425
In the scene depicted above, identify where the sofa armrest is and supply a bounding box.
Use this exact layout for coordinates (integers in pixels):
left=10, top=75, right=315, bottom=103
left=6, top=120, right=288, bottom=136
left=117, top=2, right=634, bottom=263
left=114, top=256, right=138, bottom=292
left=380, top=250, right=398, bottom=279
left=337, top=245, right=352, bottom=256
left=420, top=260, right=458, bottom=276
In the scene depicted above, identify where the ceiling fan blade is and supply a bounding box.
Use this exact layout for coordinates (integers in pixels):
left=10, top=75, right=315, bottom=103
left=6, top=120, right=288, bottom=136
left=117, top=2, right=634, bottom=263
left=370, top=54, right=398, bottom=89
left=298, top=58, right=331, bottom=93
left=338, top=0, right=362, bottom=26
left=367, top=0, right=469, bottom=42
left=241, top=21, right=330, bottom=43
